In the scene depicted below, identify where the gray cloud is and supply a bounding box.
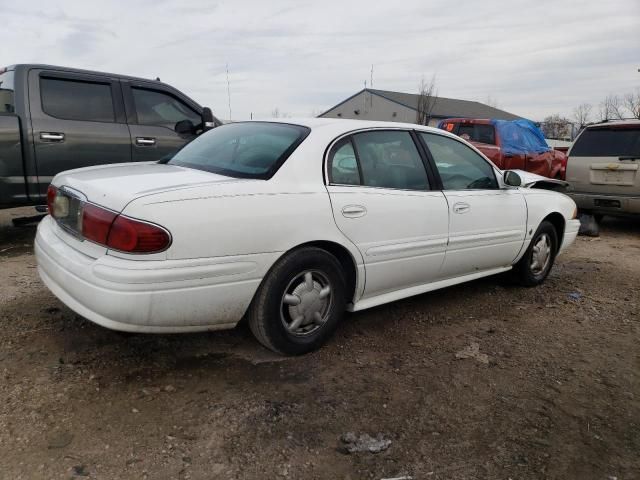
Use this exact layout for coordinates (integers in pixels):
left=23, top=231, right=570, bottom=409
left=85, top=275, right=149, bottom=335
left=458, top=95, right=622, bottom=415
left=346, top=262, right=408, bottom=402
left=0, top=0, right=638, bottom=121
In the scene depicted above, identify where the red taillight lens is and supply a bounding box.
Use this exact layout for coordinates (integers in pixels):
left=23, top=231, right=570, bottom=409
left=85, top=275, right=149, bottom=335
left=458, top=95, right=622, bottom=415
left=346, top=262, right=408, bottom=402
left=47, top=185, right=57, bottom=215
left=107, top=215, right=171, bottom=253
left=82, top=204, right=117, bottom=244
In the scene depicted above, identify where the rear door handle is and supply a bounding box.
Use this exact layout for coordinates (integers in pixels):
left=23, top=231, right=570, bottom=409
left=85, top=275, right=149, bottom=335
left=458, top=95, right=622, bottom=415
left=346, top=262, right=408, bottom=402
left=40, top=132, right=65, bottom=142
left=453, top=202, right=470, bottom=214
left=341, top=205, right=367, bottom=218
left=136, top=137, right=156, bottom=146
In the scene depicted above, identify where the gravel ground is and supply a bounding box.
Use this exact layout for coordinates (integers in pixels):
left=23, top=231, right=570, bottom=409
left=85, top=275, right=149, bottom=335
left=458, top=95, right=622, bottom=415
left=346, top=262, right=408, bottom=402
left=0, top=207, right=638, bottom=480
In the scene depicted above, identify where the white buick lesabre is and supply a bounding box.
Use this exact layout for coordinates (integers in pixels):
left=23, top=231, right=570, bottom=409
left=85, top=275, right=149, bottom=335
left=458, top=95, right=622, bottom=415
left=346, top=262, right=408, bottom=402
left=35, top=119, right=580, bottom=354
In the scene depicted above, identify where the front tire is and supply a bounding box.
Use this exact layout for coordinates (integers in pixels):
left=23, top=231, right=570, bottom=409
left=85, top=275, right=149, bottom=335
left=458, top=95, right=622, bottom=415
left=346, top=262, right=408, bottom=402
left=248, top=247, right=347, bottom=355
left=513, top=221, right=558, bottom=287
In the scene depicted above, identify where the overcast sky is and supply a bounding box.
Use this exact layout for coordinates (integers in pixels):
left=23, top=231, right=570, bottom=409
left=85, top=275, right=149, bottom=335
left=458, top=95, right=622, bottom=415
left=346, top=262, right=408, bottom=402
left=1, top=0, right=638, bottom=121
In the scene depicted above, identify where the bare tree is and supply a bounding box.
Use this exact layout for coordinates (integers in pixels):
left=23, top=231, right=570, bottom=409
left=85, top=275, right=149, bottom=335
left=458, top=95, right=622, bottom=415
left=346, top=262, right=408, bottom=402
left=541, top=114, right=571, bottom=139
left=624, top=90, right=640, bottom=119
left=271, top=107, right=290, bottom=119
left=572, top=103, right=592, bottom=128
left=415, top=75, right=438, bottom=125
left=485, top=95, right=500, bottom=109
left=599, top=94, right=625, bottom=121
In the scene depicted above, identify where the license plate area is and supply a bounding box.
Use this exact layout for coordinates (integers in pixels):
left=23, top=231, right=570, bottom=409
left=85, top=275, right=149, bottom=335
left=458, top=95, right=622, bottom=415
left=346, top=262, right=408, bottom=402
left=590, top=163, right=638, bottom=186
left=594, top=198, right=621, bottom=208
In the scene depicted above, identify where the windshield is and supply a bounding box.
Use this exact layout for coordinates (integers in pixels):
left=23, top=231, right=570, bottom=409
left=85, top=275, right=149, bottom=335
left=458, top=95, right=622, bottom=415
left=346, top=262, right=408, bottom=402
left=0, top=70, right=15, bottom=114
left=168, top=122, right=310, bottom=178
left=571, top=126, right=640, bottom=157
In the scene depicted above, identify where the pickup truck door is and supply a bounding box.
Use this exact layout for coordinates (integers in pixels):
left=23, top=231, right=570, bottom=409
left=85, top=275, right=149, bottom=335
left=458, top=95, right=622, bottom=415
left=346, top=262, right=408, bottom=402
left=28, top=69, right=131, bottom=198
left=121, top=81, right=201, bottom=162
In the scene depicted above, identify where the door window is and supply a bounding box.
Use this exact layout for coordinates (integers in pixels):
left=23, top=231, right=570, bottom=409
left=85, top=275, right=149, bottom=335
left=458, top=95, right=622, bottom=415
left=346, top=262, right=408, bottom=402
left=40, top=77, right=115, bottom=122
left=421, top=133, right=498, bottom=190
left=132, top=87, right=201, bottom=128
left=328, top=139, right=360, bottom=185
left=351, top=130, right=429, bottom=190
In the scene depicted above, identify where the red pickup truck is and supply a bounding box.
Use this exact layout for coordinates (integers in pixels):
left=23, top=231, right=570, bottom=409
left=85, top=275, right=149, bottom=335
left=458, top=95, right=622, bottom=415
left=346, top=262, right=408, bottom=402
left=438, top=118, right=567, bottom=179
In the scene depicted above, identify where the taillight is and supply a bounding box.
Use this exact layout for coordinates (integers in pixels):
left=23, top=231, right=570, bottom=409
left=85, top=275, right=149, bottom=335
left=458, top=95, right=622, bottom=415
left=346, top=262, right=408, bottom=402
left=79, top=203, right=170, bottom=253
left=47, top=185, right=57, bottom=215
left=82, top=204, right=117, bottom=244
left=107, top=215, right=171, bottom=253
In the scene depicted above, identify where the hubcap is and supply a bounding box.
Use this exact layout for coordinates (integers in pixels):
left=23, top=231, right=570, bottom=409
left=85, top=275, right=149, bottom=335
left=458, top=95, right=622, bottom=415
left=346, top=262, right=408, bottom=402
left=281, top=271, right=332, bottom=336
left=530, top=233, right=551, bottom=275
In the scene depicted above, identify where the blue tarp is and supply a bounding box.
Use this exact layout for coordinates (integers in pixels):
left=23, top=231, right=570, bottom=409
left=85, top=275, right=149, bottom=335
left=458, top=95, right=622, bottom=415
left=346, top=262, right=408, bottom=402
left=438, top=119, right=551, bottom=155
left=492, top=119, right=551, bottom=156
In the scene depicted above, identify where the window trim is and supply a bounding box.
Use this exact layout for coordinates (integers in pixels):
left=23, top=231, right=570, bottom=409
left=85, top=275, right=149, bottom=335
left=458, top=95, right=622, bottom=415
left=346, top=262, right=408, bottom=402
left=417, top=130, right=500, bottom=191
left=325, top=127, right=434, bottom=191
left=38, top=73, right=122, bottom=124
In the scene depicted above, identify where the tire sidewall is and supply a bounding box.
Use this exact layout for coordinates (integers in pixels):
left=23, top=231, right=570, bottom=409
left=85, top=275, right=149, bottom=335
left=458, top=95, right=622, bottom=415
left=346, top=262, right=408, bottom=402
left=521, top=221, right=558, bottom=285
left=257, top=248, right=346, bottom=355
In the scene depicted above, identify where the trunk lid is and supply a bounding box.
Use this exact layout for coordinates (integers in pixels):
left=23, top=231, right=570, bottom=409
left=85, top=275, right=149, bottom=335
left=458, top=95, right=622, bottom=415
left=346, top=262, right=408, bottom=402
left=52, top=162, right=246, bottom=212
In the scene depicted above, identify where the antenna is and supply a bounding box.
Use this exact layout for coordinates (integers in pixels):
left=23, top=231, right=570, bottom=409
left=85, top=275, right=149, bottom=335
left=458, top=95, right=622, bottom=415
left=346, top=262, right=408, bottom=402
left=370, top=65, right=374, bottom=107
left=226, top=64, right=232, bottom=121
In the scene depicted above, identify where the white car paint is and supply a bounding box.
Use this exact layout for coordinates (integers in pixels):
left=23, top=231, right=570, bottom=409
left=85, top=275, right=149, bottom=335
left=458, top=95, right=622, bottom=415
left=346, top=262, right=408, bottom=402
left=35, top=118, right=580, bottom=333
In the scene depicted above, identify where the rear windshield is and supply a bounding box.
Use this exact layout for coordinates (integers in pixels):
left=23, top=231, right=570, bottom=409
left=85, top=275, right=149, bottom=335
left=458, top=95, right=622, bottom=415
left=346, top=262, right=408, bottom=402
left=570, top=126, right=640, bottom=157
left=0, top=70, right=15, bottom=114
left=456, top=123, right=496, bottom=145
left=168, top=122, right=310, bottom=179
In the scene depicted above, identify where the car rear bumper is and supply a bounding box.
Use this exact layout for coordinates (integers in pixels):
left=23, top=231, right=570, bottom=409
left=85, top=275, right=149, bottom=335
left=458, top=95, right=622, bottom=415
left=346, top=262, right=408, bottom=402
left=35, top=216, right=274, bottom=333
left=568, top=192, right=640, bottom=215
left=559, top=219, right=580, bottom=255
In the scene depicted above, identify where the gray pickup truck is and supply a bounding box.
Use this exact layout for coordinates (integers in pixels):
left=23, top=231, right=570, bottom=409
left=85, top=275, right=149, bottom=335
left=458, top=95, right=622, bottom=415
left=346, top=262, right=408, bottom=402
left=0, top=64, right=220, bottom=209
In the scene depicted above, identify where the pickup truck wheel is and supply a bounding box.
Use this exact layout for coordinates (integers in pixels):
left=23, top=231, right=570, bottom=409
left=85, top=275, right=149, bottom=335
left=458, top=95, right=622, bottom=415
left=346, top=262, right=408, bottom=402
left=248, top=247, right=346, bottom=355
left=513, top=221, right=558, bottom=287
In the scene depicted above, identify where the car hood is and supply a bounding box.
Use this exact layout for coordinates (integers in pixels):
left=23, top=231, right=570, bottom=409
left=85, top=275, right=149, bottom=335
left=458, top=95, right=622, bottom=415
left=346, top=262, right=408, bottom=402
left=512, top=170, right=568, bottom=190
left=52, top=162, right=248, bottom=212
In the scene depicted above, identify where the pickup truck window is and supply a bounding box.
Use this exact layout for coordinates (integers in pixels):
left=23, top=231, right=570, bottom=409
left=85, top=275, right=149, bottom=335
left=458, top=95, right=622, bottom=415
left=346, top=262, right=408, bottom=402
left=132, top=87, right=201, bottom=128
left=0, top=70, right=15, bottom=114
left=40, top=77, right=115, bottom=122
left=456, top=124, right=496, bottom=145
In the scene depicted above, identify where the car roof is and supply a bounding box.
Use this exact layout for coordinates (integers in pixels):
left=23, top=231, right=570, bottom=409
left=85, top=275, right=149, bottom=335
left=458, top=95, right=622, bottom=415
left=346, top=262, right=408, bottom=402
left=6, top=63, right=165, bottom=85
left=585, top=119, right=640, bottom=129
left=247, top=117, right=453, bottom=137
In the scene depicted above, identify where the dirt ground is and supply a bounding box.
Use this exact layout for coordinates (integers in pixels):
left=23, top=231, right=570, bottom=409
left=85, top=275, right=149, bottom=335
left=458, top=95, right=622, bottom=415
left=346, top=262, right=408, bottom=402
left=0, top=207, right=638, bottom=480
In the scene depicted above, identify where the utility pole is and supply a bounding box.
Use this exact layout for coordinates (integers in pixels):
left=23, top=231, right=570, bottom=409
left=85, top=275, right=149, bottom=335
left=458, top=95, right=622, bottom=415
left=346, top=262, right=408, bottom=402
left=226, top=64, right=232, bottom=121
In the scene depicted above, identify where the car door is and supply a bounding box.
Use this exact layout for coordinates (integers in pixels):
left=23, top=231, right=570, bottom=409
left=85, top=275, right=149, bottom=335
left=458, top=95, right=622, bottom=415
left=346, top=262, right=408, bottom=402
left=122, top=81, right=202, bottom=162
left=325, top=129, right=449, bottom=299
left=28, top=69, right=131, bottom=198
left=418, top=132, right=527, bottom=278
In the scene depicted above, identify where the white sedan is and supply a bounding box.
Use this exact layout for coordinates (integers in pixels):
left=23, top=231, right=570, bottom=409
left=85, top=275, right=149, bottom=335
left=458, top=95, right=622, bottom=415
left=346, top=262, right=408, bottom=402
left=35, top=118, right=580, bottom=354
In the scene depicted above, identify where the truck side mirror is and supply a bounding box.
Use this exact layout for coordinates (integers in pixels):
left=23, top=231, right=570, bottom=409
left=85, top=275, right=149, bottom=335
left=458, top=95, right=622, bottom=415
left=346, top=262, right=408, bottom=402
left=201, top=107, right=215, bottom=131
left=503, top=170, right=522, bottom=187
left=175, top=119, right=196, bottom=135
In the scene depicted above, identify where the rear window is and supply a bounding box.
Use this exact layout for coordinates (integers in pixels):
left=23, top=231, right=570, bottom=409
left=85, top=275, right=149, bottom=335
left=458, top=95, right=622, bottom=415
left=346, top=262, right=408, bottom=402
left=570, top=126, right=640, bottom=157
left=0, top=70, right=15, bottom=114
left=456, top=123, right=496, bottom=145
left=168, top=122, right=310, bottom=179
left=40, top=77, right=115, bottom=122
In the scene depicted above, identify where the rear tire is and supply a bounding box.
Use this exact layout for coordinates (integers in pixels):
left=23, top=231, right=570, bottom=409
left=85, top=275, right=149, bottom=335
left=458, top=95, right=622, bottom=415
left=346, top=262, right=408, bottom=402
left=513, top=220, right=558, bottom=287
left=248, top=247, right=347, bottom=355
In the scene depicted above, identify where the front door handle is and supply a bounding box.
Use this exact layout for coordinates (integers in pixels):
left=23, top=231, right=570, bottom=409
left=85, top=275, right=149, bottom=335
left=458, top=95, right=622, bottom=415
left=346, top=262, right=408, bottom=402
left=453, top=202, right=470, bottom=214
left=341, top=205, right=367, bottom=218
left=40, top=132, right=65, bottom=142
left=136, top=137, right=156, bottom=146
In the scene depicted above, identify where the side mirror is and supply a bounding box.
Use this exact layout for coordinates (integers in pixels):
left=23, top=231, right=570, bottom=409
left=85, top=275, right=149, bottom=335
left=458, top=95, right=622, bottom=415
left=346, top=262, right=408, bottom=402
left=175, top=119, right=195, bottom=135
left=503, top=170, right=522, bottom=187
left=201, top=107, right=216, bottom=131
